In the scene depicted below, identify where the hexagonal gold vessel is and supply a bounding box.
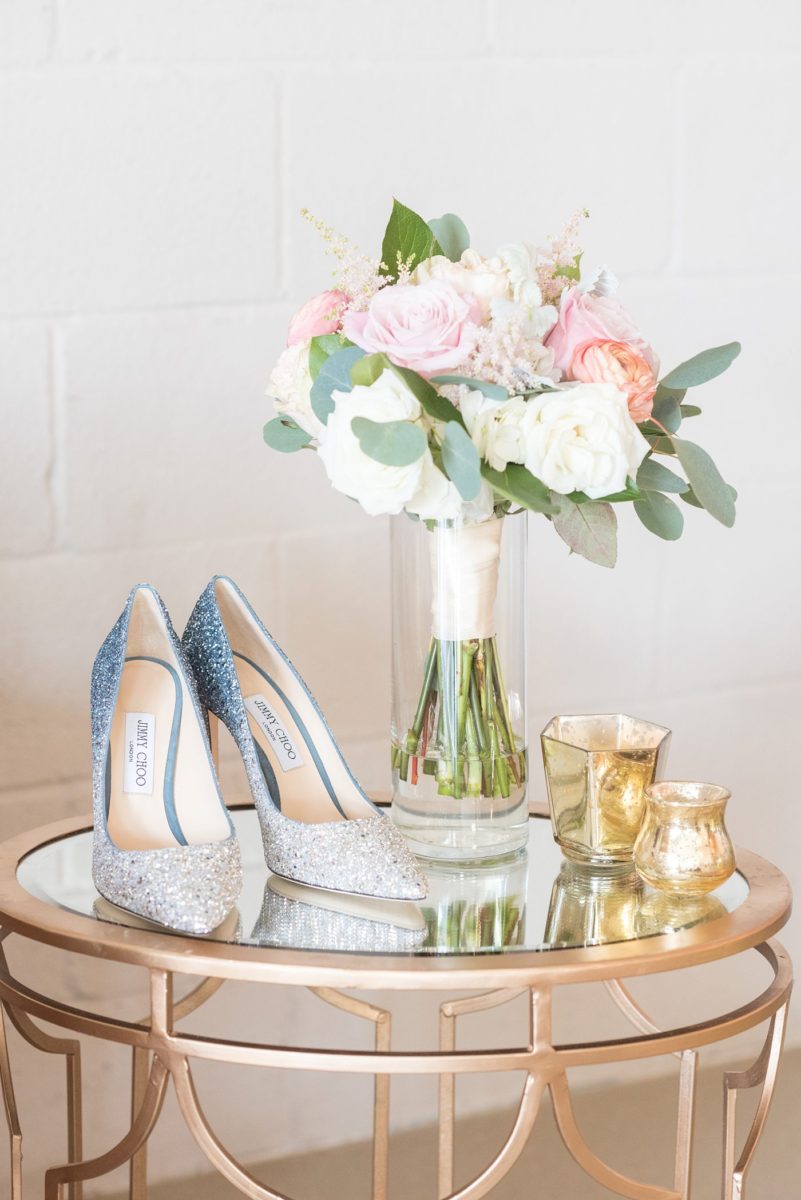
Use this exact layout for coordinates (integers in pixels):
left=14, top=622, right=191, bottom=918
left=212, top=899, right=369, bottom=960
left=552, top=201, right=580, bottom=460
left=540, top=714, right=671, bottom=866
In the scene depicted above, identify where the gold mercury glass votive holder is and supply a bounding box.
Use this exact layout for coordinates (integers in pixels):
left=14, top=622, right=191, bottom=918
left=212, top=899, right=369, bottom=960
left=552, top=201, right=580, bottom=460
left=633, top=781, right=736, bottom=895
left=540, top=714, right=671, bottom=866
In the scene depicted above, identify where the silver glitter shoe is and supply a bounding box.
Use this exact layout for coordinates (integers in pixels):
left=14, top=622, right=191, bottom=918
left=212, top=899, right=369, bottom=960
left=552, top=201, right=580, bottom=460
left=182, top=576, right=427, bottom=901
left=91, top=584, right=242, bottom=935
left=253, top=877, right=427, bottom=953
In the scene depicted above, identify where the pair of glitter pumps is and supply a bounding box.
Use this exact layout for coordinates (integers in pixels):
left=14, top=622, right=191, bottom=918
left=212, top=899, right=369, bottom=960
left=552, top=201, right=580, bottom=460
left=91, top=576, right=427, bottom=934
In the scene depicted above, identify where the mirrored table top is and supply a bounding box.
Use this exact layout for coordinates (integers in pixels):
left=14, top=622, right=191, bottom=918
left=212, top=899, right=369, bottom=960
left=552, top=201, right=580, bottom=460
left=16, top=810, right=748, bottom=957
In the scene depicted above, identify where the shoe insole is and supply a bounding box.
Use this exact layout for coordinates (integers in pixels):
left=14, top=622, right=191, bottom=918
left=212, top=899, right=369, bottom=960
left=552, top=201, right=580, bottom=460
left=107, top=656, right=229, bottom=851
left=232, top=651, right=376, bottom=825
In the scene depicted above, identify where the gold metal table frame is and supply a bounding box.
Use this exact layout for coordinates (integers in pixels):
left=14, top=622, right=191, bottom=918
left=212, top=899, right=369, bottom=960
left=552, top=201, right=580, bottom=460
left=0, top=806, right=792, bottom=1200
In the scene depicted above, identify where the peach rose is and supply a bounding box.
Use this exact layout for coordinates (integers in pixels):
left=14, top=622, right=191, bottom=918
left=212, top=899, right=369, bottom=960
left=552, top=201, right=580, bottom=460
left=287, top=290, right=349, bottom=346
left=545, top=286, right=658, bottom=378
left=569, top=339, right=657, bottom=423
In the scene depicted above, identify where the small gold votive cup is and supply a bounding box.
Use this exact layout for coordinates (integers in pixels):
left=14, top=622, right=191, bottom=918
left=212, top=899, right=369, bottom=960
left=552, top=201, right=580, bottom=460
left=633, top=781, right=735, bottom=895
left=541, top=714, right=671, bottom=866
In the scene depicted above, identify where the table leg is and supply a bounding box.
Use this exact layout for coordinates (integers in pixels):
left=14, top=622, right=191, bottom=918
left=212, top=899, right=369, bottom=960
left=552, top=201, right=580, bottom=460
left=44, top=1056, right=168, bottom=1200
left=4, top=1007, right=83, bottom=1200
left=722, top=1000, right=790, bottom=1200
left=0, top=1002, right=22, bottom=1200
left=311, top=988, right=391, bottom=1200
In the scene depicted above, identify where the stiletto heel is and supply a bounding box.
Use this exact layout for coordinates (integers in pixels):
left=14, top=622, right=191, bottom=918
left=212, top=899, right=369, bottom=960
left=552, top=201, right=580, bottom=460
left=183, top=576, right=427, bottom=901
left=91, top=584, right=242, bottom=934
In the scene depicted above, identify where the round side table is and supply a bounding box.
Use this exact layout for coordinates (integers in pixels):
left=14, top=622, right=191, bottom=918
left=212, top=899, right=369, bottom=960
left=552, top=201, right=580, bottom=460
left=0, top=805, right=792, bottom=1200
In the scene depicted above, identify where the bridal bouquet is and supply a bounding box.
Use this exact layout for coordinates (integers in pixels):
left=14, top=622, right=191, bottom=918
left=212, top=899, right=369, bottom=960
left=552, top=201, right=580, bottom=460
left=264, top=200, right=739, bottom=805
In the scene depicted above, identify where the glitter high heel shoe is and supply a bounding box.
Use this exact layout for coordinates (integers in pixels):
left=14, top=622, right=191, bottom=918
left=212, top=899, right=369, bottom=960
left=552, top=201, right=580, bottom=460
left=91, top=584, right=242, bottom=934
left=182, top=576, right=427, bottom=901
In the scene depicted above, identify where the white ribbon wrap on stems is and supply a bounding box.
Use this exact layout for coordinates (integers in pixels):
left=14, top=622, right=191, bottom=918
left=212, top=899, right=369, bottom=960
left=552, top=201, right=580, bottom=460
left=429, top=518, right=503, bottom=641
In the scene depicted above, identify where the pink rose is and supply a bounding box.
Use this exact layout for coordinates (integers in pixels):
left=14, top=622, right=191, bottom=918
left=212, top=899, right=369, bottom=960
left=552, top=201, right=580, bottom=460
left=287, top=290, right=349, bottom=346
left=342, top=280, right=481, bottom=375
left=570, top=339, right=658, bottom=424
left=545, top=286, right=658, bottom=378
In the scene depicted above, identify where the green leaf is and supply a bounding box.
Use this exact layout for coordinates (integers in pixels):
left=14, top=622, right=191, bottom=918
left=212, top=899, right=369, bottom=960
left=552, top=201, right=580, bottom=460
left=637, top=457, right=689, bottom=494
left=263, top=416, right=312, bottom=453
left=310, top=346, right=364, bottom=425
left=552, top=499, right=617, bottom=568
left=350, top=352, right=390, bottom=387
left=645, top=434, right=678, bottom=456
left=634, top=492, right=684, bottom=540
left=651, top=385, right=684, bottom=433
left=672, top=438, right=736, bottom=527
left=660, top=342, right=741, bottom=390
left=570, top=479, right=641, bottom=504
left=680, top=481, right=737, bottom=510
left=680, top=404, right=702, bottom=419
left=308, top=334, right=344, bottom=381
left=481, top=464, right=561, bottom=515
left=441, top=421, right=481, bottom=501
left=554, top=252, right=583, bottom=283
left=380, top=199, right=443, bottom=278
left=427, top=213, right=470, bottom=262
left=431, top=375, right=508, bottom=402
left=389, top=365, right=466, bottom=427
left=350, top=417, right=427, bottom=467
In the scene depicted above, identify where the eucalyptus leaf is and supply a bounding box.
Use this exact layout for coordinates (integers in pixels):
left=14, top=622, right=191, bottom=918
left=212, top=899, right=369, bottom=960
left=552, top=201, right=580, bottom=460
left=263, top=416, right=312, bottom=453
left=637, top=458, right=689, bottom=494
left=351, top=417, right=427, bottom=467
left=651, top=387, right=684, bottom=434
left=481, top=464, right=560, bottom=515
left=428, top=213, right=470, bottom=262
left=660, top=342, right=741, bottom=390
left=308, top=334, right=344, bottom=381
left=350, top=353, right=390, bottom=388
left=571, top=479, right=641, bottom=504
left=679, top=488, right=703, bottom=509
left=646, top=434, right=678, bottom=456
left=441, top=421, right=481, bottom=501
left=390, top=365, right=466, bottom=427
left=310, top=346, right=365, bottom=425
left=672, top=438, right=736, bottom=527
left=552, top=499, right=617, bottom=568
left=634, top=492, right=684, bottom=540
left=431, top=375, right=508, bottom=402
left=380, top=199, right=443, bottom=278
left=680, top=404, right=702, bottom=418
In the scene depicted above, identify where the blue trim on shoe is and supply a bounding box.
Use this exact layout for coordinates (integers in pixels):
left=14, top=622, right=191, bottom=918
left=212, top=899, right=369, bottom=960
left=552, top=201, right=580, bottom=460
left=216, top=579, right=380, bottom=819
left=233, top=651, right=347, bottom=819
left=125, top=655, right=186, bottom=846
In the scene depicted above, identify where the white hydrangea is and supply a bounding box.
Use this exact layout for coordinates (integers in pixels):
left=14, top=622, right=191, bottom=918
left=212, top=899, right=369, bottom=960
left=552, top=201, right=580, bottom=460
left=267, top=341, right=323, bottom=439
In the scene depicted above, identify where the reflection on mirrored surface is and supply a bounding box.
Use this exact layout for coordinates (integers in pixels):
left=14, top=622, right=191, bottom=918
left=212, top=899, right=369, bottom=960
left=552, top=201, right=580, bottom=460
left=16, top=809, right=749, bottom=956
left=545, top=861, right=644, bottom=947
left=420, top=852, right=528, bottom=953
left=252, top=877, right=427, bottom=953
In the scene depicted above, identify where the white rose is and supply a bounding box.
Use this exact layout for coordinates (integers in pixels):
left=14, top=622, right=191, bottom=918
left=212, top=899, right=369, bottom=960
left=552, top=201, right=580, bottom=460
left=318, top=369, right=447, bottom=518
left=267, top=341, right=323, bottom=439
left=523, top=382, right=649, bottom=499
left=412, top=250, right=510, bottom=318
left=461, top=390, right=530, bottom=472
left=405, top=455, right=463, bottom=522
left=496, top=242, right=543, bottom=309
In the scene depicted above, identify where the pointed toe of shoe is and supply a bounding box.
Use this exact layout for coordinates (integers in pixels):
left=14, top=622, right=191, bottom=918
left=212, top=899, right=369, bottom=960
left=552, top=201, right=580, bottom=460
left=265, top=815, right=427, bottom=902
left=93, top=835, right=243, bottom=936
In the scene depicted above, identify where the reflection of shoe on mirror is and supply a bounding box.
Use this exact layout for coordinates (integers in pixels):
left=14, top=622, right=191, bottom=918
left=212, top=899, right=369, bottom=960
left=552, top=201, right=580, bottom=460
left=93, top=895, right=242, bottom=942
left=183, top=576, right=427, bottom=902
left=91, top=584, right=242, bottom=935
left=253, top=877, right=427, bottom=952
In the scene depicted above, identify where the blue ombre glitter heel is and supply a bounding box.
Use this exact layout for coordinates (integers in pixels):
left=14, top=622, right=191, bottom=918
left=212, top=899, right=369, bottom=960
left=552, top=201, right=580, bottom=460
left=91, top=584, right=242, bottom=934
left=182, top=576, right=427, bottom=901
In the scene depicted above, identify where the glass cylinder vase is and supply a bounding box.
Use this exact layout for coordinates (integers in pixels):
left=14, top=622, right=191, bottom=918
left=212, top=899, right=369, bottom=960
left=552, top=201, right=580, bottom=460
left=390, top=511, right=528, bottom=862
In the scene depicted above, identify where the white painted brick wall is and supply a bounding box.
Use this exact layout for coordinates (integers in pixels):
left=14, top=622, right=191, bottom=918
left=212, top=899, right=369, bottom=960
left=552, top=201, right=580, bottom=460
left=1, top=1, right=800, bottom=1192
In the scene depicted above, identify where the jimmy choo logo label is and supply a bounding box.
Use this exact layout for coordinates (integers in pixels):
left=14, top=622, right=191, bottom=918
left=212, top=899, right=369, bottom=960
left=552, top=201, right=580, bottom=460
left=123, top=712, right=155, bottom=795
left=244, top=694, right=304, bottom=773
